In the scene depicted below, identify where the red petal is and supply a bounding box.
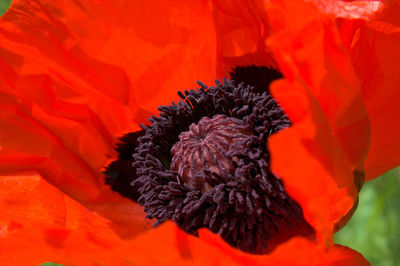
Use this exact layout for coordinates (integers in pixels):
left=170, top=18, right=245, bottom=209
left=307, top=0, right=384, bottom=20
left=342, top=0, right=400, bottom=179
left=0, top=174, right=148, bottom=265
left=266, top=0, right=370, bottom=244
left=0, top=175, right=368, bottom=265
left=269, top=80, right=356, bottom=245
left=210, top=0, right=277, bottom=77
left=0, top=0, right=218, bottom=225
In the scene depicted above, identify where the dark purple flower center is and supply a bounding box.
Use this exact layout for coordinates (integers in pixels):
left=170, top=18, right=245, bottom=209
left=105, top=66, right=314, bottom=254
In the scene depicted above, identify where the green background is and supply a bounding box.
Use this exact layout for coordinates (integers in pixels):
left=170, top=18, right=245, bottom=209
left=335, top=168, right=400, bottom=266
left=1, top=1, right=399, bottom=265
left=0, top=0, right=10, bottom=16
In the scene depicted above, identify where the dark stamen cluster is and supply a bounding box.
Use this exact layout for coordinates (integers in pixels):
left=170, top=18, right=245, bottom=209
left=105, top=67, right=313, bottom=253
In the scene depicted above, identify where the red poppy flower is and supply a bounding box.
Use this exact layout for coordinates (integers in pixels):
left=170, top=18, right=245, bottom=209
left=0, top=0, right=398, bottom=265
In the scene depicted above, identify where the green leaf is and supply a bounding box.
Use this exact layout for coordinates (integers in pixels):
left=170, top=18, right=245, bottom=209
left=335, top=167, right=400, bottom=266
left=0, top=0, right=12, bottom=16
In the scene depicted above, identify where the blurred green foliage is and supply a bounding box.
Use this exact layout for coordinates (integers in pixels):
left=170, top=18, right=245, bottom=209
left=0, top=0, right=399, bottom=265
left=335, top=167, right=400, bottom=266
left=0, top=0, right=11, bottom=16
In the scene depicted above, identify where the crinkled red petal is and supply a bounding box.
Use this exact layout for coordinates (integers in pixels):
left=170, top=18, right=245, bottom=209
left=338, top=0, right=400, bottom=179
left=0, top=0, right=218, bottom=229
left=0, top=175, right=369, bottom=266
left=266, top=0, right=371, bottom=245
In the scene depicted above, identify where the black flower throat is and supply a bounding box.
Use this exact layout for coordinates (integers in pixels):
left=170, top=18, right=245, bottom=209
left=105, top=66, right=313, bottom=254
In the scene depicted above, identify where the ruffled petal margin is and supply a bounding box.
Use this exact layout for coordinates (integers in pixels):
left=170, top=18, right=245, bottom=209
left=266, top=0, right=371, bottom=244
left=0, top=175, right=368, bottom=266
left=337, top=0, right=400, bottom=179
left=308, top=0, right=400, bottom=179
